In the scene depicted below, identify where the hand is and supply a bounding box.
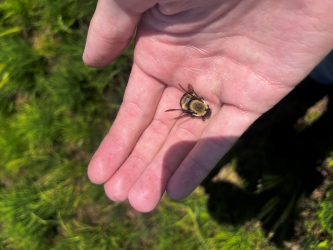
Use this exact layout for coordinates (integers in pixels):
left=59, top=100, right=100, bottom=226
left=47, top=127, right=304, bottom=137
left=83, top=0, right=333, bottom=212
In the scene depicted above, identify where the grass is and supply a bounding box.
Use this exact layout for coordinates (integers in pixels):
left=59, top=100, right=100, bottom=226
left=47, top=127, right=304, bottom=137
left=1, top=0, right=333, bottom=249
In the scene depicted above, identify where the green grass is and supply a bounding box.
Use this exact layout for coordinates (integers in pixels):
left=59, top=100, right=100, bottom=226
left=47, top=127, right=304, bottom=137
left=1, top=0, right=333, bottom=249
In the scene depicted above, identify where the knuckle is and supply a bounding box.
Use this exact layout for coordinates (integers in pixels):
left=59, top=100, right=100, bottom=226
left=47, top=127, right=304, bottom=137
left=149, top=118, right=169, bottom=136
left=121, top=100, right=147, bottom=120
left=175, top=125, right=196, bottom=141
left=188, top=155, right=212, bottom=175
left=208, top=137, right=235, bottom=152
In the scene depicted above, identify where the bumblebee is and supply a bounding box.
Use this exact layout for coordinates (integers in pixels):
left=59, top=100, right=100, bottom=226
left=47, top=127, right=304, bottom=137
left=166, top=84, right=212, bottom=121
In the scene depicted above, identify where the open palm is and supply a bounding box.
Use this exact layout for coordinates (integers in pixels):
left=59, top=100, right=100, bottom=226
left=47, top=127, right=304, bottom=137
left=83, top=0, right=333, bottom=212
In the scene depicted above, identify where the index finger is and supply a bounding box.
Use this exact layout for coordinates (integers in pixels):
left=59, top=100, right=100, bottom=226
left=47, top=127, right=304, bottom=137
left=88, top=64, right=165, bottom=184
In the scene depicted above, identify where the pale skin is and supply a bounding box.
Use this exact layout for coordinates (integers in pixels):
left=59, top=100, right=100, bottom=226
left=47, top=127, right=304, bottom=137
left=83, top=0, right=333, bottom=212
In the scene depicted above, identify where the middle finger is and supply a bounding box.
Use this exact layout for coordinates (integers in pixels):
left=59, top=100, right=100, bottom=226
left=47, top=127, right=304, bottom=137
left=127, top=97, right=219, bottom=212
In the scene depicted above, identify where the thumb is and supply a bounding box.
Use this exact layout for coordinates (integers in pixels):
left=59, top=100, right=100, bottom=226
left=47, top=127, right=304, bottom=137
left=83, top=0, right=156, bottom=67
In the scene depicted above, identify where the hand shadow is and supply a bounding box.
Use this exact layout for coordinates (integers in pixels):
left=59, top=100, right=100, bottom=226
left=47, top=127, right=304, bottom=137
left=164, top=77, right=333, bottom=246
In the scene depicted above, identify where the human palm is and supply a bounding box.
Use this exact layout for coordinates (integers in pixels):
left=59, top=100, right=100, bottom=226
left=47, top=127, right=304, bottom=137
left=83, top=0, right=333, bottom=212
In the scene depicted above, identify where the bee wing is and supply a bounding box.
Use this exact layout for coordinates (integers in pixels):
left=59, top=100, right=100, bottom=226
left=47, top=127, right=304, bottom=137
left=188, top=84, right=194, bottom=92
left=188, top=84, right=203, bottom=100
left=178, top=83, right=202, bottom=100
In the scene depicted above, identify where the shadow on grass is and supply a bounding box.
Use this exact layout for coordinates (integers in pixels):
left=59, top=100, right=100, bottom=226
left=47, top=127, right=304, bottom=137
left=199, top=77, right=333, bottom=246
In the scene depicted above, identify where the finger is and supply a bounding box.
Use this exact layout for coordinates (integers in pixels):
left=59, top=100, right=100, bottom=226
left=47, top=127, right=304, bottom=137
left=83, top=0, right=156, bottom=67
left=103, top=87, right=180, bottom=201
left=127, top=104, right=219, bottom=212
left=166, top=105, right=259, bottom=200
left=88, top=64, right=165, bottom=184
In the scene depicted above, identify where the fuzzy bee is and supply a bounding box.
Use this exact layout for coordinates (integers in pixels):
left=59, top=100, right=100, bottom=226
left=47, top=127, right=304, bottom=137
left=165, top=84, right=212, bottom=121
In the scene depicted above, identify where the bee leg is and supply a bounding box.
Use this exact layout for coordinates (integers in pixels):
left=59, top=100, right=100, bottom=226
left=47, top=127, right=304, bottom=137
left=178, top=83, right=188, bottom=93
left=165, top=108, right=190, bottom=119
left=173, top=113, right=192, bottom=120
left=165, top=108, right=182, bottom=112
left=175, top=110, right=196, bottom=120
left=190, top=111, right=198, bottom=117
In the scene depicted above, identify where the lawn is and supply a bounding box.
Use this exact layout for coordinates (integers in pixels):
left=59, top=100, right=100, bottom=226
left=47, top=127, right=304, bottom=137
left=1, top=0, right=333, bottom=249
